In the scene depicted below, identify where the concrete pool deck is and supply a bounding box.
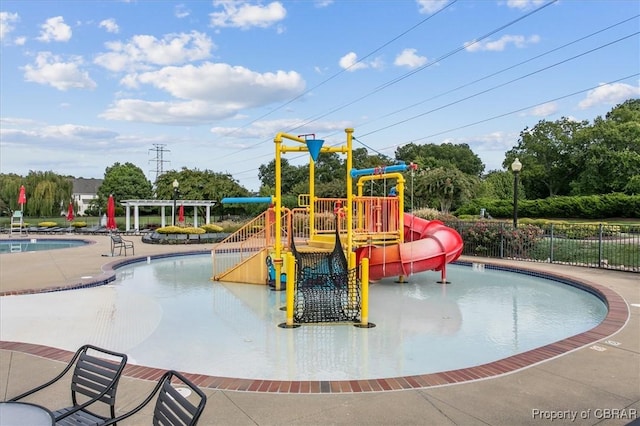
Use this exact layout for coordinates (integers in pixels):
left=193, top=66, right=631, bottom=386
left=0, top=233, right=638, bottom=425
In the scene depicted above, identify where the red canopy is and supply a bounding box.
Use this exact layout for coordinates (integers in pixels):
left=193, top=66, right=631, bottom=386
left=66, top=202, right=75, bottom=221
left=17, top=185, right=26, bottom=207
left=178, top=204, right=185, bottom=223
left=106, top=194, right=117, bottom=230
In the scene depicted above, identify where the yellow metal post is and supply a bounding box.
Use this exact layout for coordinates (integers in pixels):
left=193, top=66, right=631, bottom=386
left=309, top=157, right=315, bottom=239
left=274, top=134, right=283, bottom=291
left=345, top=128, right=354, bottom=268
left=286, top=251, right=295, bottom=326
left=348, top=251, right=357, bottom=308
left=360, top=257, right=369, bottom=326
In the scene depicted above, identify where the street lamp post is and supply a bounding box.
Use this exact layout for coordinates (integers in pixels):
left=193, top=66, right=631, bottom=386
left=172, top=179, right=179, bottom=226
left=511, top=158, right=522, bottom=229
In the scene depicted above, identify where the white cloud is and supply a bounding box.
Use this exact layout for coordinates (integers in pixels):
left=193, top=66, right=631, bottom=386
left=102, top=62, right=305, bottom=124
left=465, top=34, right=540, bottom=52
left=0, top=11, right=19, bottom=41
left=211, top=118, right=350, bottom=140
left=529, top=102, right=558, bottom=117
left=1, top=122, right=118, bottom=149
left=175, top=4, right=191, bottom=19
left=43, top=124, right=119, bottom=140
left=505, top=0, right=545, bottom=10
left=578, top=82, right=640, bottom=109
left=132, top=62, right=304, bottom=102
left=210, top=1, right=286, bottom=29
left=339, top=52, right=368, bottom=72
left=94, top=31, right=214, bottom=72
left=100, top=99, right=239, bottom=124
left=23, top=52, right=96, bottom=91
left=37, top=16, right=72, bottom=42
left=394, top=48, right=427, bottom=69
left=14, top=36, right=26, bottom=45
left=416, top=0, right=449, bottom=14
left=314, top=0, right=334, bottom=8
left=99, top=18, right=119, bottom=34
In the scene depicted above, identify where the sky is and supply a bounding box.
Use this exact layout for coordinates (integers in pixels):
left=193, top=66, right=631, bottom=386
left=1, top=0, right=639, bottom=192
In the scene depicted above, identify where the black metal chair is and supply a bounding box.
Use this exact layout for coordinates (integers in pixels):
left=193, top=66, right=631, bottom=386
left=110, top=234, right=134, bottom=256
left=9, top=344, right=128, bottom=425
left=100, top=370, right=207, bottom=426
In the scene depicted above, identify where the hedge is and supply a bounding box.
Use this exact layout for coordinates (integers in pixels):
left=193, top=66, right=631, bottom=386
left=455, top=193, right=640, bottom=219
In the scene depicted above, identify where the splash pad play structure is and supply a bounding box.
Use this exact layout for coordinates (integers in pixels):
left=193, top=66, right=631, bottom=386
left=212, top=128, right=463, bottom=327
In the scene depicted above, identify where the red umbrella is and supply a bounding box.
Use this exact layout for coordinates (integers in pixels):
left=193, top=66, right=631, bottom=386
left=17, top=185, right=26, bottom=210
left=178, top=204, right=185, bottom=223
left=66, top=202, right=75, bottom=222
left=106, top=194, right=117, bottom=230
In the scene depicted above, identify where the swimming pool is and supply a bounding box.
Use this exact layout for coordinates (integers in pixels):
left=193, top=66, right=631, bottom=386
left=0, top=254, right=608, bottom=381
left=0, top=239, right=89, bottom=254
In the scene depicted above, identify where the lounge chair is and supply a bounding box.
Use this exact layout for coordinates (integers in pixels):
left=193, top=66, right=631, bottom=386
left=9, top=344, right=128, bottom=425
left=83, top=225, right=102, bottom=234
left=100, top=370, right=207, bottom=425
left=110, top=234, right=134, bottom=256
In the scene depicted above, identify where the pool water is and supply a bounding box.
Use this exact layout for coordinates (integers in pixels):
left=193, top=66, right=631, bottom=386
left=0, top=255, right=608, bottom=381
left=0, top=239, right=88, bottom=254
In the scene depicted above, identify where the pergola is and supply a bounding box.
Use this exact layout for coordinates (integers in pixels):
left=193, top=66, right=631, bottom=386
left=121, top=199, right=218, bottom=232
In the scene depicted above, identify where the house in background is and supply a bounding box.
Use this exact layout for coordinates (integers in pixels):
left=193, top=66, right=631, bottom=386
left=71, top=178, right=102, bottom=216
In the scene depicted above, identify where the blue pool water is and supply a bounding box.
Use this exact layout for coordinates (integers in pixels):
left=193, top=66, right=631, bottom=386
left=0, top=255, right=608, bottom=381
left=0, top=239, right=88, bottom=254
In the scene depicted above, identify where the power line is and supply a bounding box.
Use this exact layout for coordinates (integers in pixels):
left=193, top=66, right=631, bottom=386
left=378, top=73, right=640, bottom=154
left=222, top=0, right=558, bottom=173
left=218, top=0, right=560, bottom=174
left=229, top=74, right=639, bottom=183
left=212, top=0, right=458, bottom=158
left=357, top=31, right=639, bottom=138
left=217, top=5, right=636, bottom=185
left=272, top=0, right=560, bottom=137
left=355, top=15, right=640, bottom=128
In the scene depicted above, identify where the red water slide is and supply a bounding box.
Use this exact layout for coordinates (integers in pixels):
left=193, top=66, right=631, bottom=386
left=357, top=213, right=463, bottom=280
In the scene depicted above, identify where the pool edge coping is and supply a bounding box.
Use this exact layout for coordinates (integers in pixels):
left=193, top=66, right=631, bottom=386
left=0, top=256, right=630, bottom=393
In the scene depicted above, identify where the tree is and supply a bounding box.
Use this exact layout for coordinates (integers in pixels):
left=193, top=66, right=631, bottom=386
left=25, top=171, right=73, bottom=217
left=414, top=167, right=479, bottom=213
left=0, top=171, right=73, bottom=217
left=94, top=163, right=153, bottom=213
left=482, top=170, right=525, bottom=200
left=570, top=99, right=640, bottom=195
left=258, top=158, right=305, bottom=195
left=155, top=168, right=250, bottom=216
left=314, top=152, right=345, bottom=184
left=0, top=173, right=23, bottom=215
left=352, top=147, right=394, bottom=171
left=395, top=142, right=485, bottom=177
left=504, top=117, right=588, bottom=199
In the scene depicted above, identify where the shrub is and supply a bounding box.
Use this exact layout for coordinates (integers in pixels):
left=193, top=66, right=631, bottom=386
left=412, top=208, right=442, bottom=221
left=455, top=193, right=640, bottom=219
left=71, top=221, right=87, bottom=228
left=458, top=221, right=544, bottom=257
left=156, top=225, right=204, bottom=234
left=38, top=221, right=57, bottom=227
left=550, top=222, right=621, bottom=238
left=215, top=220, right=246, bottom=233
left=200, top=223, right=224, bottom=232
